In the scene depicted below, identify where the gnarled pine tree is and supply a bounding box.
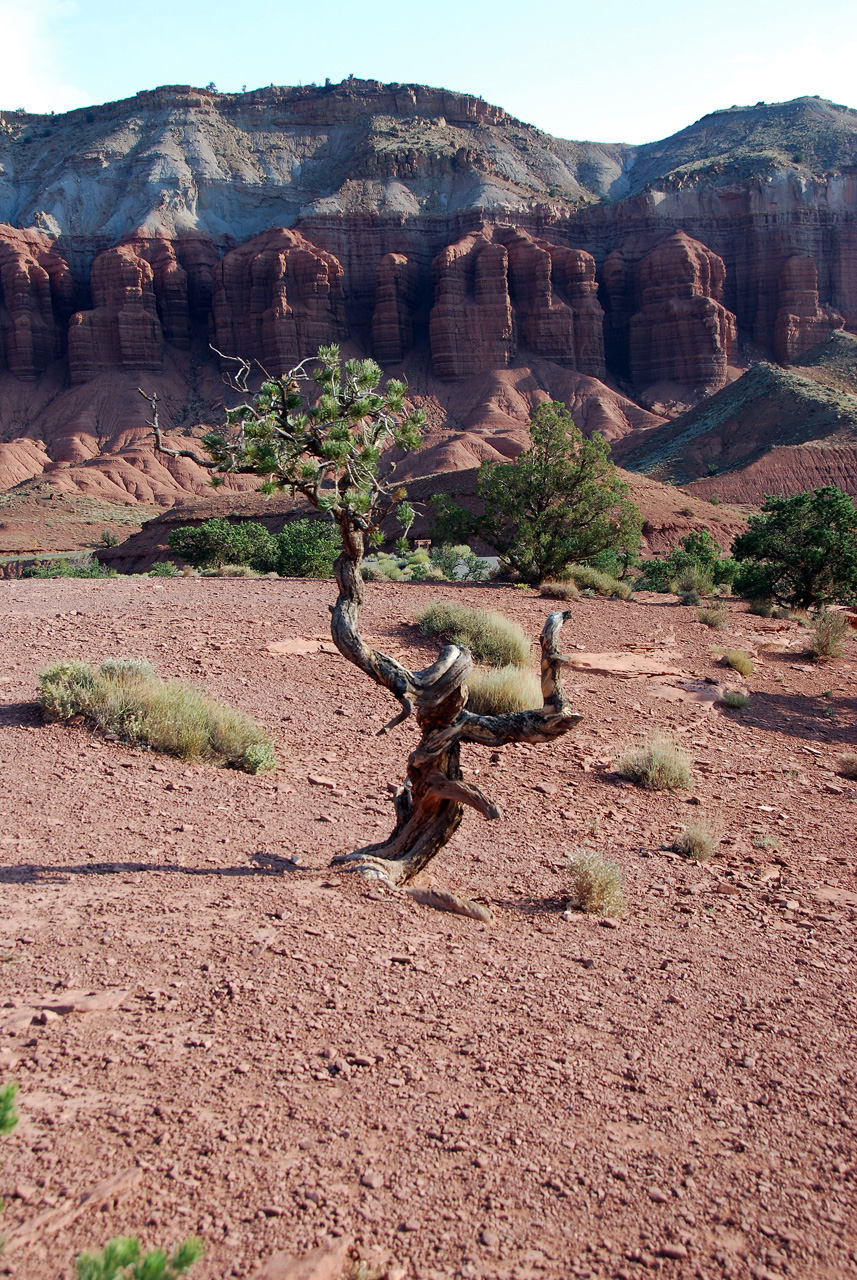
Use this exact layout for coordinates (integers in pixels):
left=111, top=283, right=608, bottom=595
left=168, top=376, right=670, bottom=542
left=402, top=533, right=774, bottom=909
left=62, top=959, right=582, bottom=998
left=144, top=347, right=582, bottom=885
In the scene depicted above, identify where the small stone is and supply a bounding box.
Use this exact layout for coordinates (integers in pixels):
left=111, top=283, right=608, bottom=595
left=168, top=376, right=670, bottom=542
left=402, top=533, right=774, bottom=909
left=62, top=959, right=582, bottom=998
left=824, top=782, right=844, bottom=794
left=308, top=774, right=336, bottom=788
left=684, top=795, right=702, bottom=805
left=400, top=1218, right=420, bottom=1232
left=479, top=1228, right=500, bottom=1248
left=361, top=1170, right=384, bottom=1189
left=534, top=783, right=558, bottom=795
left=235, top=1061, right=251, bottom=1075
left=577, top=956, right=595, bottom=969
left=657, top=1243, right=688, bottom=1260
left=647, top=1187, right=669, bottom=1204
left=599, top=917, right=620, bottom=929
left=715, top=883, right=742, bottom=896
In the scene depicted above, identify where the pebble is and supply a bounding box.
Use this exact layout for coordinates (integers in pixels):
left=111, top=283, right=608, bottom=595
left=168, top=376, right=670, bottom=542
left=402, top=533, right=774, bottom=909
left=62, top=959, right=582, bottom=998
left=479, top=1228, right=500, bottom=1248
left=308, top=774, right=336, bottom=788
left=361, top=1170, right=384, bottom=1189
left=647, top=1187, right=669, bottom=1203
left=235, top=1061, right=251, bottom=1074
left=658, top=1243, right=688, bottom=1259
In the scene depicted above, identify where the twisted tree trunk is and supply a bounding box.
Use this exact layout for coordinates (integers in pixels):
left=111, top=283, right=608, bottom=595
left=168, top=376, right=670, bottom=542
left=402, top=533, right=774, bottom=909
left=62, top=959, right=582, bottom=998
left=329, top=524, right=582, bottom=885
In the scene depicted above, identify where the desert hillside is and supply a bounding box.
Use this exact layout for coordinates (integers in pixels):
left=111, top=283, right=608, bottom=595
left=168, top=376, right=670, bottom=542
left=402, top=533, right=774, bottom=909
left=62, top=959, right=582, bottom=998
left=0, top=84, right=856, bottom=513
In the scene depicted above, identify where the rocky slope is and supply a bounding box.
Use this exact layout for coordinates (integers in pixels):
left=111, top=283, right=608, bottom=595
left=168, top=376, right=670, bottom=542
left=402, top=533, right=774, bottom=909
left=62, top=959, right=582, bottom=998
left=613, top=332, right=857, bottom=502
left=0, top=83, right=856, bottom=506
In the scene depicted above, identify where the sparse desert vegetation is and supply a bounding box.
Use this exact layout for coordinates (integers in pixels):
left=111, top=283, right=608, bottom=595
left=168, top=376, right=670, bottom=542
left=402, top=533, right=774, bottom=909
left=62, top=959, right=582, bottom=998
left=416, top=601, right=531, bottom=667
left=615, top=732, right=692, bottom=791
left=38, top=658, right=276, bottom=773
left=672, top=820, right=721, bottom=862
left=722, top=649, right=754, bottom=677
left=465, top=664, right=543, bottom=714
left=565, top=848, right=626, bottom=916
left=809, top=608, right=850, bottom=661
left=697, top=602, right=728, bottom=629
left=836, top=752, right=857, bottom=779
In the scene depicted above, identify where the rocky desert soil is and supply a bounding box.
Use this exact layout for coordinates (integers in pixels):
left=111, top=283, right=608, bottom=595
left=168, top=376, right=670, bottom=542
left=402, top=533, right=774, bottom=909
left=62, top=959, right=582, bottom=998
left=0, top=577, right=855, bottom=1280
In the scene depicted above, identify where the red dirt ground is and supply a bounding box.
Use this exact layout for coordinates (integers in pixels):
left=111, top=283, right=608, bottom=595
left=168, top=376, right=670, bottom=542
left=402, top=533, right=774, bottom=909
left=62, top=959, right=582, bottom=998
left=0, top=578, right=855, bottom=1280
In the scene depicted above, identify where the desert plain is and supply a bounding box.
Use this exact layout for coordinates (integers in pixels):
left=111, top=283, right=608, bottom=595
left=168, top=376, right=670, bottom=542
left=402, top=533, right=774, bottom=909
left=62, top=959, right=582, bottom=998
left=0, top=575, right=855, bottom=1280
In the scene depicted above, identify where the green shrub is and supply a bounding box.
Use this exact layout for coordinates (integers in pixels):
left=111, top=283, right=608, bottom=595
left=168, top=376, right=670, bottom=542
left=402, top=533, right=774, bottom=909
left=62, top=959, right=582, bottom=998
left=99, top=530, right=119, bottom=548
left=564, top=565, right=632, bottom=599
left=566, top=849, right=626, bottom=916
left=809, top=609, right=849, bottom=661
left=638, top=529, right=735, bottom=593
left=23, top=555, right=115, bottom=579
left=615, top=733, right=692, bottom=791
left=732, top=486, right=857, bottom=608
left=168, top=518, right=278, bottom=571
left=0, top=1081, right=17, bottom=1137
left=38, top=658, right=275, bottom=773
left=430, top=544, right=490, bottom=582
left=75, top=1235, right=203, bottom=1280
left=747, top=598, right=775, bottom=617
left=149, top=561, right=179, bottom=577
left=672, top=820, right=720, bottom=862
left=276, top=519, right=339, bottom=578
left=417, top=602, right=531, bottom=667
left=674, top=564, right=714, bottom=597
left=722, top=689, right=749, bottom=708
left=200, top=563, right=259, bottom=577
left=430, top=400, right=641, bottom=583
left=465, top=664, right=542, bottom=714
left=723, top=650, right=754, bottom=677
left=697, top=603, right=728, bottom=629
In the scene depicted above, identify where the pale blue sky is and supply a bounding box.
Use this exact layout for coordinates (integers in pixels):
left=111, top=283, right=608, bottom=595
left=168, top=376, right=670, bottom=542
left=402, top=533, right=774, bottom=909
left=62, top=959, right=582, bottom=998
left=3, top=0, right=856, bottom=144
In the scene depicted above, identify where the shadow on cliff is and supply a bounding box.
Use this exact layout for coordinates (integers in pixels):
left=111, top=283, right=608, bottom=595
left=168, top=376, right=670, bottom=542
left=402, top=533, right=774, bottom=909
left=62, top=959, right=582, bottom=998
left=0, top=850, right=301, bottom=884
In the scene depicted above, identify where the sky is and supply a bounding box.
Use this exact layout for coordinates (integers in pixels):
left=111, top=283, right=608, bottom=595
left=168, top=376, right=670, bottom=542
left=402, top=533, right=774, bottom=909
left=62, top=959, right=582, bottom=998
left=3, top=0, right=857, bottom=144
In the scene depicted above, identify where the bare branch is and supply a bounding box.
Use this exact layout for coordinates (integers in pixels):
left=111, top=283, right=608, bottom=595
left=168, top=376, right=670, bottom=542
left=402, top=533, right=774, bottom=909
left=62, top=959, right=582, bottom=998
left=426, top=772, right=502, bottom=820
left=138, top=388, right=217, bottom=469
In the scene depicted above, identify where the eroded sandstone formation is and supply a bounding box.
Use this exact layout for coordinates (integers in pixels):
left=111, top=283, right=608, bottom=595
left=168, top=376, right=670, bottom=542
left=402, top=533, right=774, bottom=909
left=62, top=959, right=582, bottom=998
left=0, top=228, right=73, bottom=379
left=371, top=253, right=419, bottom=363
left=625, top=232, right=736, bottom=393
left=773, top=255, right=845, bottom=364
left=429, top=225, right=605, bottom=380
left=211, top=228, right=347, bottom=371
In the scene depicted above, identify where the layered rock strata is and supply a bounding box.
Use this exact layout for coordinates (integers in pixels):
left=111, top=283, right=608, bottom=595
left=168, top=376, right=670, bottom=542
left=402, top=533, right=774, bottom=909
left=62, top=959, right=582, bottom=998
left=773, top=256, right=845, bottom=364
left=0, top=228, right=73, bottom=379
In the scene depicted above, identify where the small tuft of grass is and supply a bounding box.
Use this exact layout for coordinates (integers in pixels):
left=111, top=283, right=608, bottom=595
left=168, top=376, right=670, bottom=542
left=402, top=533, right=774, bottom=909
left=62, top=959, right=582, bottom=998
left=836, top=751, right=857, bottom=780
left=566, top=848, right=626, bottom=916
left=615, top=733, right=692, bottom=791
left=465, top=665, right=542, bottom=715
left=747, top=598, right=775, bottom=617
left=417, top=601, right=531, bottom=668
left=722, top=689, right=749, bottom=709
left=672, top=820, right=721, bottom=862
left=697, top=603, right=728, bottom=629
left=149, top=560, right=179, bottom=577
left=38, top=658, right=276, bottom=773
left=809, top=609, right=849, bottom=661
left=539, top=580, right=580, bottom=601
left=564, top=565, right=633, bottom=599
left=722, top=649, right=754, bottom=678
left=752, top=833, right=779, bottom=851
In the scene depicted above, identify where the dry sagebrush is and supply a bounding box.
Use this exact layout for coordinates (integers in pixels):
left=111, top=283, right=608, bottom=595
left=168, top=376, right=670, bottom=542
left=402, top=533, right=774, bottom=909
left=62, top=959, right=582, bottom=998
left=39, top=658, right=275, bottom=773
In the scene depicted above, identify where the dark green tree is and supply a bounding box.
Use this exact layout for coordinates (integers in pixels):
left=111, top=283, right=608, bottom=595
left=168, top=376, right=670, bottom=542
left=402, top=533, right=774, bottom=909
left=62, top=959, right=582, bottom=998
left=168, top=517, right=278, bottom=571
left=434, top=401, right=641, bottom=583
left=276, top=519, right=339, bottom=578
left=144, top=350, right=582, bottom=886
left=732, top=486, right=857, bottom=608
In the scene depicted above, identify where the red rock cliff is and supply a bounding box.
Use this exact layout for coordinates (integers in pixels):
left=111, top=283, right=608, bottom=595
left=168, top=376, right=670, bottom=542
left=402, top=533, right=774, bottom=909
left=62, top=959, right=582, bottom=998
left=0, top=228, right=73, bottom=380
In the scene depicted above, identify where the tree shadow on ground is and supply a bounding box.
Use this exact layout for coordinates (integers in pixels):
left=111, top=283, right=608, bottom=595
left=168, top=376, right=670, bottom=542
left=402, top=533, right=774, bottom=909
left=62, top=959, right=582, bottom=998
left=0, top=850, right=301, bottom=884
left=729, top=690, right=857, bottom=746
